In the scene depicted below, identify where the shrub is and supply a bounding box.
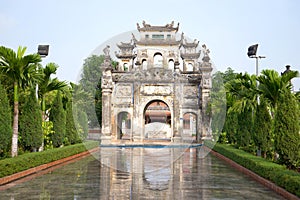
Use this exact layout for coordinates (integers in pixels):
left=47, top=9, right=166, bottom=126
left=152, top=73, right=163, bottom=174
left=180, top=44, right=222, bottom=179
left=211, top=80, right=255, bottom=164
left=49, top=91, right=66, bottom=147
left=0, top=141, right=98, bottom=178
left=212, top=143, right=300, bottom=197
left=0, top=82, right=12, bottom=158
left=19, top=90, right=43, bottom=152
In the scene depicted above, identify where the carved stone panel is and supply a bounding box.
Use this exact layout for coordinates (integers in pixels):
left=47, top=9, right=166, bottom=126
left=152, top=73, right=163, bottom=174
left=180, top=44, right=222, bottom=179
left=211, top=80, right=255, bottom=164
left=115, top=84, right=132, bottom=97
left=183, top=85, right=198, bottom=97
left=183, top=97, right=198, bottom=106
left=140, top=85, right=172, bottom=96
left=115, top=97, right=132, bottom=105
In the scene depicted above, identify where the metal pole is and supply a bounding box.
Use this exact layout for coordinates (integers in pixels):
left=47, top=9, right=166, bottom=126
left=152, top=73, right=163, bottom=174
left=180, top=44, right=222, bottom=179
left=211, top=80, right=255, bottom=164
left=256, top=56, right=259, bottom=77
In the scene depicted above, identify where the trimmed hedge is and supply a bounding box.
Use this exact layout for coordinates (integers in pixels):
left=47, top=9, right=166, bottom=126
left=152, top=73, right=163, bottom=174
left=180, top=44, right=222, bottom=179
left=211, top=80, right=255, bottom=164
left=0, top=141, right=98, bottom=178
left=211, top=143, right=300, bottom=197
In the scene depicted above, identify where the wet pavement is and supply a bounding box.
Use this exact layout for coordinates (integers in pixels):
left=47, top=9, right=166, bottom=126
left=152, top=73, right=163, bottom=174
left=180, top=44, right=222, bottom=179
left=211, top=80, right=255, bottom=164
left=0, top=147, right=286, bottom=199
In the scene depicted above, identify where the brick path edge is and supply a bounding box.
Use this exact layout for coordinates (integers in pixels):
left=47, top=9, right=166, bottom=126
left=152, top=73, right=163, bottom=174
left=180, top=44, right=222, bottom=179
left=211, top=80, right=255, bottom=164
left=0, top=147, right=99, bottom=186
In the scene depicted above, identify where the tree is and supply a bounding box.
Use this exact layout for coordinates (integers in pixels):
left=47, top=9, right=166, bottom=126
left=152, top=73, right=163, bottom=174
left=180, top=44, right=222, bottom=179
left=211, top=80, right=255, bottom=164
left=65, top=101, right=79, bottom=145
left=210, top=71, right=227, bottom=140
left=0, top=81, right=12, bottom=157
left=38, top=62, right=67, bottom=151
left=0, top=46, right=42, bottom=157
left=70, top=82, right=89, bottom=141
left=79, top=55, right=104, bottom=128
left=274, top=91, right=300, bottom=169
left=223, top=109, right=238, bottom=144
left=49, top=91, right=66, bottom=147
left=253, top=100, right=273, bottom=158
left=38, top=62, right=68, bottom=121
left=19, top=89, right=43, bottom=152
left=236, top=108, right=253, bottom=149
left=225, top=73, right=257, bottom=150
left=257, top=69, right=298, bottom=114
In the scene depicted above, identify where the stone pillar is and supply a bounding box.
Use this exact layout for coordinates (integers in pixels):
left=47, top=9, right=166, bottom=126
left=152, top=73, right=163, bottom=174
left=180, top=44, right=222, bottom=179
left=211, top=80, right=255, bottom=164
left=101, top=55, right=113, bottom=144
left=172, top=72, right=182, bottom=143
left=132, top=82, right=143, bottom=142
left=199, top=53, right=213, bottom=141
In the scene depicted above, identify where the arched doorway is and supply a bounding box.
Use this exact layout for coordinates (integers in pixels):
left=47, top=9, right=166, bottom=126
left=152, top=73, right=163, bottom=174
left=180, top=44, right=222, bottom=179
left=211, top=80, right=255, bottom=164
left=117, top=112, right=131, bottom=139
left=183, top=113, right=197, bottom=139
left=142, top=59, right=147, bottom=70
left=168, top=59, right=174, bottom=70
left=144, top=100, right=171, bottom=139
left=153, top=53, right=163, bottom=68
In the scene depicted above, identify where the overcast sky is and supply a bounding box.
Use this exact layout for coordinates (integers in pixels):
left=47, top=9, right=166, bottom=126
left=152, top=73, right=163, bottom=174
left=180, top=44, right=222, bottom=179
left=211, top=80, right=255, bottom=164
left=1, top=0, right=299, bottom=90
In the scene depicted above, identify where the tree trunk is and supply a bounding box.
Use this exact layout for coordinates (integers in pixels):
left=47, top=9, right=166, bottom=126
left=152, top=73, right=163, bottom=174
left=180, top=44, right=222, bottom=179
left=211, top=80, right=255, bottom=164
left=11, top=82, right=19, bottom=157
left=39, top=97, right=46, bottom=152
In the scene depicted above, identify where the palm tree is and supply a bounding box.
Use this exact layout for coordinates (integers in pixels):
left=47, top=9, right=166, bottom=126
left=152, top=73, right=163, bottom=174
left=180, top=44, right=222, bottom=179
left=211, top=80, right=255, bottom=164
left=0, top=46, right=42, bottom=157
left=226, top=73, right=258, bottom=113
left=38, top=62, right=68, bottom=121
left=257, top=69, right=299, bottom=115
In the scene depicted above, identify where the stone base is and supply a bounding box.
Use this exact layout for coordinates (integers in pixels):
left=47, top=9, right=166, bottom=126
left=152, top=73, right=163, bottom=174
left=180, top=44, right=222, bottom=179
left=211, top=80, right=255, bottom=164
left=100, top=136, right=112, bottom=144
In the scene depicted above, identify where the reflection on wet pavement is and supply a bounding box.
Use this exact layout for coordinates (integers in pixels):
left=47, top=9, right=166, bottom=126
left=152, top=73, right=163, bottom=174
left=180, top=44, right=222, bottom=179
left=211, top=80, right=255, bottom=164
left=0, top=147, right=286, bottom=199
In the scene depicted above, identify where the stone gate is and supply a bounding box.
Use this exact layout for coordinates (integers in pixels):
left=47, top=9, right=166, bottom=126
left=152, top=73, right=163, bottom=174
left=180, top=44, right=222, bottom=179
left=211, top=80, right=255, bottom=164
left=101, top=21, right=212, bottom=143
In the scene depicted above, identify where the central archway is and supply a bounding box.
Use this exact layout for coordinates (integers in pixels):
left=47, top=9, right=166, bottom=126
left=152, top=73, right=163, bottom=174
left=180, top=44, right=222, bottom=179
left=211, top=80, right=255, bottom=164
left=143, top=100, right=171, bottom=140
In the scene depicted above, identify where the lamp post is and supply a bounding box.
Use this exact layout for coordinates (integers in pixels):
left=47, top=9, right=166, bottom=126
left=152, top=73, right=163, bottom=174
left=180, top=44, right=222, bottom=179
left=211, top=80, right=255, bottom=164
left=37, top=44, right=49, bottom=152
left=247, top=44, right=266, bottom=77
left=36, top=45, right=49, bottom=99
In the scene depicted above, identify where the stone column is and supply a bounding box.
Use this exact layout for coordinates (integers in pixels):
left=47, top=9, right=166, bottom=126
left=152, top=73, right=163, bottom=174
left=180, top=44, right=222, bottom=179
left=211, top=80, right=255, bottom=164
left=132, top=82, right=143, bottom=141
left=199, top=54, right=213, bottom=141
left=101, top=56, right=113, bottom=144
left=172, top=70, right=182, bottom=143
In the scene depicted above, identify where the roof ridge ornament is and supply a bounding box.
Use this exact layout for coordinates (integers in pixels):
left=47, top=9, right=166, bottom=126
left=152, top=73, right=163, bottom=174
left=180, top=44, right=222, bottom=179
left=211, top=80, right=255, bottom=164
left=202, top=44, right=210, bottom=62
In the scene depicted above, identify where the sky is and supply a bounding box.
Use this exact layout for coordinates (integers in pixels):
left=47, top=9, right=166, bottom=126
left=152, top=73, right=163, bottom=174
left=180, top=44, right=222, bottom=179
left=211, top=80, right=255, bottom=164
left=1, top=0, right=300, bottom=90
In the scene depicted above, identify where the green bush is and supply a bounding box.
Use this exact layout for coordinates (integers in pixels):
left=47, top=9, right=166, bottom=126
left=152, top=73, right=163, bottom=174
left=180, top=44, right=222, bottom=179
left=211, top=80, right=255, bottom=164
left=49, top=91, right=66, bottom=147
left=212, top=143, right=300, bottom=197
left=0, top=141, right=98, bottom=178
left=19, top=90, right=43, bottom=152
left=0, top=81, right=12, bottom=157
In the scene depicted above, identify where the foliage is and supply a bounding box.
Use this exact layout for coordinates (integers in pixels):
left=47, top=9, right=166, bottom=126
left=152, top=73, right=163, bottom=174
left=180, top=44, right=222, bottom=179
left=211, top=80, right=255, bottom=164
left=71, top=82, right=89, bottom=140
left=42, top=121, right=54, bottom=150
left=74, top=108, right=88, bottom=141
left=0, top=81, right=12, bottom=157
left=38, top=62, right=67, bottom=118
left=95, top=79, right=102, bottom=126
left=212, top=143, right=300, bottom=197
left=236, top=108, right=253, bottom=150
left=19, top=90, right=43, bottom=152
left=274, top=91, right=300, bottom=169
left=0, top=46, right=42, bottom=157
left=257, top=69, right=299, bottom=113
left=65, top=101, right=80, bottom=145
left=210, top=71, right=226, bottom=139
left=49, top=91, right=66, bottom=147
left=222, top=109, right=238, bottom=144
left=226, top=73, right=258, bottom=113
left=79, top=55, right=104, bottom=128
left=0, top=141, right=98, bottom=178
left=253, top=100, right=273, bottom=158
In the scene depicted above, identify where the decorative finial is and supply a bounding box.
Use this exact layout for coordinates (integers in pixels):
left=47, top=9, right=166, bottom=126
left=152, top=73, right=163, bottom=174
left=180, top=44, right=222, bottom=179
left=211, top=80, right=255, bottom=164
left=103, top=45, right=110, bottom=57
left=202, top=44, right=210, bottom=62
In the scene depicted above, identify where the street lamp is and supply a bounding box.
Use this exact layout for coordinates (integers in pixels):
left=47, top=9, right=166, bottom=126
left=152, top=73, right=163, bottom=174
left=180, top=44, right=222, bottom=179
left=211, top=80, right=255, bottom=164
left=36, top=45, right=50, bottom=98
left=38, top=45, right=49, bottom=58
left=247, top=44, right=266, bottom=77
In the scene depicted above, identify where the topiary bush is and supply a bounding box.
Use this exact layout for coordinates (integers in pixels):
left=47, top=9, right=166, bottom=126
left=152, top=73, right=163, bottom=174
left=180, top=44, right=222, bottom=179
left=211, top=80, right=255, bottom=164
left=0, top=141, right=98, bottom=178
left=212, top=143, right=300, bottom=197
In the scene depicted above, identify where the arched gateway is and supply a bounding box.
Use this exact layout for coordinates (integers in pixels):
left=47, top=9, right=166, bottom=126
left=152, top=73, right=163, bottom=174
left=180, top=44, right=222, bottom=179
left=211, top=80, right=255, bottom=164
left=101, top=21, right=213, bottom=144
